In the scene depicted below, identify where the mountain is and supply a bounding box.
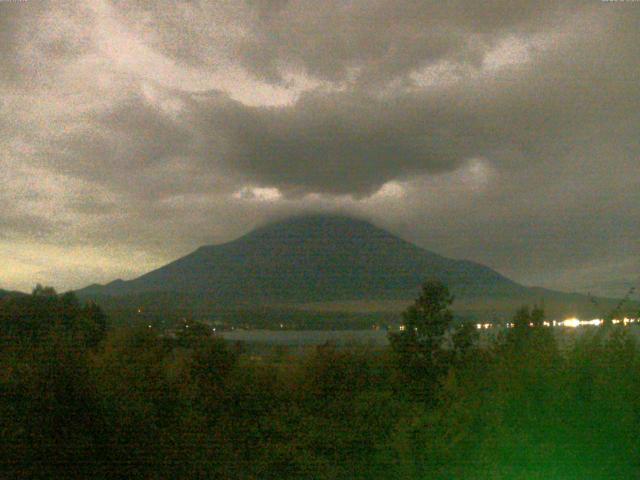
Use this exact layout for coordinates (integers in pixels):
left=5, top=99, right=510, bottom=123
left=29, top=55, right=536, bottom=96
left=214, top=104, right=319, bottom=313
left=77, top=215, right=635, bottom=319
left=78, top=215, right=526, bottom=301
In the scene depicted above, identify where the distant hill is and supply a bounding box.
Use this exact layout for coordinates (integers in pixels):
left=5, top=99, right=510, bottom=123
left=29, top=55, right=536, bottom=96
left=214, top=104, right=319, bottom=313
left=0, top=288, right=26, bottom=300
left=77, top=215, right=636, bottom=320
left=575, top=278, right=639, bottom=302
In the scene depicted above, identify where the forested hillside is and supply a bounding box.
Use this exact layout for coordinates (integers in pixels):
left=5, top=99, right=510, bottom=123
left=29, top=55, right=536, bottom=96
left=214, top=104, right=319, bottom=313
left=2, top=284, right=640, bottom=478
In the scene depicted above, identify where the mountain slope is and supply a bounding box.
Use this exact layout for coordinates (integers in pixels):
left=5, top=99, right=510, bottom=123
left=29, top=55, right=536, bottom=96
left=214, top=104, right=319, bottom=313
left=78, top=215, right=527, bottom=303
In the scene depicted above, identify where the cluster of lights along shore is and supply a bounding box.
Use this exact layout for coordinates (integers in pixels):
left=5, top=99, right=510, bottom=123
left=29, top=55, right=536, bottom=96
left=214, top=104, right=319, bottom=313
left=395, top=317, right=640, bottom=332
left=473, top=317, right=639, bottom=330
left=136, top=308, right=638, bottom=332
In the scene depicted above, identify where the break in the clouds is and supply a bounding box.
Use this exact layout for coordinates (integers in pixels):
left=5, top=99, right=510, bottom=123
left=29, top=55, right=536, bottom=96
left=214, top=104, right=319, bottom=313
left=0, top=0, right=638, bottom=295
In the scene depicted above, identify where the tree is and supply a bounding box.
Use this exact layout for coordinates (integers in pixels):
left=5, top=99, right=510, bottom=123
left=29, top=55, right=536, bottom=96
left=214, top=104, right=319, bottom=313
left=512, top=305, right=544, bottom=329
left=0, top=286, right=106, bottom=477
left=505, top=305, right=550, bottom=352
left=81, top=302, right=108, bottom=347
left=389, top=280, right=455, bottom=396
left=189, top=336, right=239, bottom=395
left=175, top=320, right=212, bottom=348
left=451, top=321, right=479, bottom=361
left=390, top=280, right=454, bottom=354
left=32, top=284, right=57, bottom=297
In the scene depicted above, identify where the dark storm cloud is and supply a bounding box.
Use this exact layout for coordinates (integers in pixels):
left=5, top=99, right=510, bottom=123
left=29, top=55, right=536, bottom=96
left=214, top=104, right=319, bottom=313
left=188, top=90, right=474, bottom=196
left=235, top=0, right=584, bottom=85
left=117, top=0, right=584, bottom=85
left=10, top=0, right=637, bottom=200
left=67, top=0, right=636, bottom=198
left=185, top=13, right=638, bottom=198
left=46, top=97, right=195, bottom=192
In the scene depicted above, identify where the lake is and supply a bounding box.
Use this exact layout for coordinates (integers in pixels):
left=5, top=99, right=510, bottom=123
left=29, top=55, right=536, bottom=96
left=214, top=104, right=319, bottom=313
left=219, top=329, right=389, bottom=347
left=219, top=324, right=640, bottom=349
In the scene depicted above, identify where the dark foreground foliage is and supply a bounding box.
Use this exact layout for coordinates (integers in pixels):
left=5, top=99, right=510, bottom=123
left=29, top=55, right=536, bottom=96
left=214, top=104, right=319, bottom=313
left=1, top=285, right=640, bottom=479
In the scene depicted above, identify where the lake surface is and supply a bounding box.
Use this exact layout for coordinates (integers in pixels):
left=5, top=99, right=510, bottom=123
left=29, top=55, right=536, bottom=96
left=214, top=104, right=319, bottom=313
left=220, top=329, right=389, bottom=346
left=219, top=324, right=640, bottom=348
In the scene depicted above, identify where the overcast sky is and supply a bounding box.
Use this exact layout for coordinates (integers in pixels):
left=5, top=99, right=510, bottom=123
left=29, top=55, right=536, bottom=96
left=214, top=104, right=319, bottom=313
left=1, top=0, right=638, bottom=295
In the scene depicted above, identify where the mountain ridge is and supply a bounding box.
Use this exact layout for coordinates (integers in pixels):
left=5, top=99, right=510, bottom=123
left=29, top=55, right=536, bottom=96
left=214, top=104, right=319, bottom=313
left=77, top=214, right=526, bottom=301
left=76, top=215, right=638, bottom=320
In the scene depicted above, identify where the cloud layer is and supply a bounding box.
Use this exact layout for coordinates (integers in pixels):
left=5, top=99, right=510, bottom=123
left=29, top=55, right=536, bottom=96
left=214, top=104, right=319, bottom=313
left=1, top=0, right=638, bottom=294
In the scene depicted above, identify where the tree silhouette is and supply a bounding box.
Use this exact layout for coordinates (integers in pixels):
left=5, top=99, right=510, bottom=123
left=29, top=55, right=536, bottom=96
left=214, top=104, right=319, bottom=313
left=389, top=280, right=455, bottom=397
